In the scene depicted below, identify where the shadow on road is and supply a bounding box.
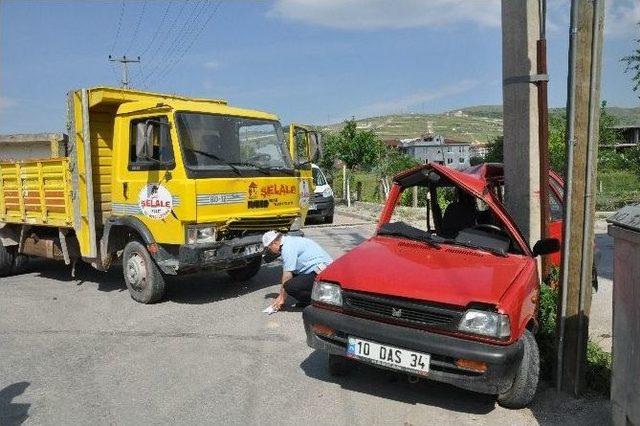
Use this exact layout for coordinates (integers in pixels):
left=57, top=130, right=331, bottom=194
left=300, top=350, right=496, bottom=415
left=0, top=382, right=30, bottom=425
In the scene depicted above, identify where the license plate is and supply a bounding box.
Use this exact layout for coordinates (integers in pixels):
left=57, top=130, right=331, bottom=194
left=347, top=337, right=430, bottom=375
left=308, top=203, right=317, bottom=210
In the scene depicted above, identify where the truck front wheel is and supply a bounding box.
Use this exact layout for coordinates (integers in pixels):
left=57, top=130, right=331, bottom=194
left=122, top=241, right=166, bottom=304
left=0, top=241, right=15, bottom=277
left=497, top=329, right=539, bottom=409
left=226, top=256, right=262, bottom=281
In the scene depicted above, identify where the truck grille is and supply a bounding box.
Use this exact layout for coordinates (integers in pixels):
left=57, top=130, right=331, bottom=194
left=226, top=216, right=295, bottom=232
left=343, top=291, right=463, bottom=329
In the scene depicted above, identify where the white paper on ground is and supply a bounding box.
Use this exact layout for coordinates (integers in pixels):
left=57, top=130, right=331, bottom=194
left=262, top=305, right=278, bottom=315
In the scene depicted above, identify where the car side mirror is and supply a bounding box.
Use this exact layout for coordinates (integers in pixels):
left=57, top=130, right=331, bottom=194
left=532, top=238, right=560, bottom=257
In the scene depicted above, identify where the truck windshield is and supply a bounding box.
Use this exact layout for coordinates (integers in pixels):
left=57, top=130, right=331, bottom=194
left=175, top=112, right=293, bottom=177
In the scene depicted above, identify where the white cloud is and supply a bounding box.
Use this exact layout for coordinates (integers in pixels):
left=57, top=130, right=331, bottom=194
left=353, top=79, right=478, bottom=118
left=0, top=96, right=16, bottom=111
left=268, top=0, right=500, bottom=30
left=203, top=60, right=220, bottom=70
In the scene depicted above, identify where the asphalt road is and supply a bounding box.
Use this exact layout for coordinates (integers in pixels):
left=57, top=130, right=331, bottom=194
left=0, top=215, right=611, bottom=425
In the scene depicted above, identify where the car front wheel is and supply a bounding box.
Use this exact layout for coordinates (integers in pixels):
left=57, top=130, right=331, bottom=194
left=497, top=329, right=539, bottom=409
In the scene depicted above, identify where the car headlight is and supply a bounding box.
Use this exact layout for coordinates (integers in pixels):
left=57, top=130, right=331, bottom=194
left=186, top=225, right=217, bottom=244
left=458, top=309, right=510, bottom=338
left=322, top=187, right=333, bottom=198
left=311, top=281, right=343, bottom=306
left=290, top=216, right=302, bottom=231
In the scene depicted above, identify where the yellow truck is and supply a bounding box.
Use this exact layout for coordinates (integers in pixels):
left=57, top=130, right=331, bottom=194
left=0, top=87, right=317, bottom=303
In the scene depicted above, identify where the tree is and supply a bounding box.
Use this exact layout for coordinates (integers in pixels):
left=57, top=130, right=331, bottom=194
left=621, top=22, right=640, bottom=98
left=325, top=119, right=384, bottom=206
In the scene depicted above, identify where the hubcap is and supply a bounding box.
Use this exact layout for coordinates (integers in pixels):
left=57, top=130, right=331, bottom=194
left=126, top=252, right=147, bottom=291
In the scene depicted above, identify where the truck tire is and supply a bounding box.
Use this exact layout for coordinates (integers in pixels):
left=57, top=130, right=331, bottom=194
left=122, top=240, right=166, bottom=304
left=497, top=329, right=539, bottom=409
left=12, top=254, right=28, bottom=274
left=324, top=214, right=334, bottom=224
left=328, top=354, right=353, bottom=377
left=0, top=242, right=15, bottom=277
left=226, top=256, right=262, bottom=281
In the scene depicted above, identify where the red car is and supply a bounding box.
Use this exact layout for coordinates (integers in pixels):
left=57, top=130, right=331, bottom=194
left=303, top=162, right=560, bottom=408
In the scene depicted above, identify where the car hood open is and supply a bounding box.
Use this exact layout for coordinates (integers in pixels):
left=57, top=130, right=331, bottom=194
left=319, top=235, right=531, bottom=308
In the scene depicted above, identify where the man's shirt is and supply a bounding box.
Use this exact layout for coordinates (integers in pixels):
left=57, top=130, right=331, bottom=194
left=281, top=236, right=333, bottom=274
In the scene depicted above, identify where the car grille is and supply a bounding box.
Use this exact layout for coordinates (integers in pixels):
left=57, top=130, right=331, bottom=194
left=226, top=216, right=295, bottom=232
left=343, top=291, right=463, bottom=329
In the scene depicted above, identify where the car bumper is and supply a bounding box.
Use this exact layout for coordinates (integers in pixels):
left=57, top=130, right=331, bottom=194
left=307, top=196, right=334, bottom=218
left=303, top=305, right=524, bottom=395
left=177, top=234, right=264, bottom=273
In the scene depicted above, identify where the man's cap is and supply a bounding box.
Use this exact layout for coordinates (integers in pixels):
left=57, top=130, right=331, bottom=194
left=262, top=230, right=280, bottom=247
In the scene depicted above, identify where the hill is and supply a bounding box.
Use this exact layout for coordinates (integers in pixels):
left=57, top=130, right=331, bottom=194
left=320, top=105, right=639, bottom=144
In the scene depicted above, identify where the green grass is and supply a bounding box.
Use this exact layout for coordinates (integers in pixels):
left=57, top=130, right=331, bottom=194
left=537, top=278, right=612, bottom=395
left=596, top=169, right=640, bottom=211
left=320, top=106, right=639, bottom=145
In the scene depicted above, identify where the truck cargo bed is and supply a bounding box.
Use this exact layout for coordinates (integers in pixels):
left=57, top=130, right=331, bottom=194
left=0, top=158, right=73, bottom=227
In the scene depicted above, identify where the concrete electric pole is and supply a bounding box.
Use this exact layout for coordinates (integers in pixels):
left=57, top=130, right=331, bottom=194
left=108, top=55, right=141, bottom=88
left=501, top=0, right=542, bottom=246
left=557, top=0, right=605, bottom=396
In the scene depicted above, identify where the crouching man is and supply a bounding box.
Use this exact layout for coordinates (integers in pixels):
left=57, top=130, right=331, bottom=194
left=262, top=230, right=333, bottom=311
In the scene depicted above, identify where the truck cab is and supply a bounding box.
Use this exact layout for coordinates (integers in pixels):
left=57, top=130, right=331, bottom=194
left=302, top=162, right=560, bottom=408
left=0, top=87, right=310, bottom=303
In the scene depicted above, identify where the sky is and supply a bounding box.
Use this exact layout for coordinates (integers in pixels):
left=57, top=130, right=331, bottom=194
left=0, top=0, right=638, bottom=133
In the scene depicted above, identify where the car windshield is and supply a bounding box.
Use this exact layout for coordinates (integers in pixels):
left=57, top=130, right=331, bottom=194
left=313, top=167, right=327, bottom=186
left=379, top=169, right=520, bottom=256
left=175, top=112, right=293, bottom=176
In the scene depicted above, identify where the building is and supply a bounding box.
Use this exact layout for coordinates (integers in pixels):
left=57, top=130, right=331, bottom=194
left=611, top=124, right=640, bottom=148
left=398, top=134, right=471, bottom=170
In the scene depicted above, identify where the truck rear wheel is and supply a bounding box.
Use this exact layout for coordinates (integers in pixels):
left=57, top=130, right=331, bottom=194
left=122, top=241, right=166, bottom=304
left=226, top=256, right=262, bottom=281
left=497, top=329, right=539, bottom=409
left=0, top=241, right=15, bottom=277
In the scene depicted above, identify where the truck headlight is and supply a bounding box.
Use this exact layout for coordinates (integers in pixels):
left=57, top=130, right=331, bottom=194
left=322, top=187, right=333, bottom=198
left=311, top=281, right=343, bottom=307
left=458, top=309, right=510, bottom=338
left=186, top=225, right=217, bottom=244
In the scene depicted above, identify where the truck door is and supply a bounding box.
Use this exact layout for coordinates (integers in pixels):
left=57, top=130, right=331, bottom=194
left=113, top=114, right=185, bottom=244
left=288, top=124, right=320, bottom=221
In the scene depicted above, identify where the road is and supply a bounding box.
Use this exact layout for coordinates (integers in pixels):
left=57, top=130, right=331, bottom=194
left=0, top=214, right=611, bottom=425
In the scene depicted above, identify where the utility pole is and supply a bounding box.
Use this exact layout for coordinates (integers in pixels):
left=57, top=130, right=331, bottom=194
left=536, top=0, right=551, bottom=278
left=108, top=55, right=140, bottom=88
left=556, top=0, right=605, bottom=396
left=501, top=0, right=542, bottom=246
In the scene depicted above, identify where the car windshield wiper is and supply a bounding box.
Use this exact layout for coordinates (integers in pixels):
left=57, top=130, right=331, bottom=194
left=186, top=149, right=241, bottom=175
left=228, top=162, right=271, bottom=175
left=438, top=238, right=508, bottom=257
left=377, top=224, right=441, bottom=248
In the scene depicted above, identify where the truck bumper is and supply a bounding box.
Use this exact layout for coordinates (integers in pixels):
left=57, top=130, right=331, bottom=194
left=176, top=234, right=264, bottom=273
left=303, top=305, right=524, bottom=395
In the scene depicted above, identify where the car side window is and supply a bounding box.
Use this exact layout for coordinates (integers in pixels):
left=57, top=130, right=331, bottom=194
left=550, top=192, right=563, bottom=221
left=129, top=116, right=174, bottom=170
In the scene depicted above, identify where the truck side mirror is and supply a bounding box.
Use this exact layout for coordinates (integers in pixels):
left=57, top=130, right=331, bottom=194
left=136, top=122, right=154, bottom=160
left=532, top=238, right=560, bottom=257
left=310, top=132, right=321, bottom=163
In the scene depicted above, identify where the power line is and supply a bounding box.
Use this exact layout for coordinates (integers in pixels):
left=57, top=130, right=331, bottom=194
left=143, top=2, right=198, bottom=86
left=126, top=0, right=148, bottom=57
left=155, top=0, right=223, bottom=85
left=109, top=55, right=141, bottom=88
left=109, top=0, right=126, bottom=55
left=139, top=0, right=174, bottom=58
